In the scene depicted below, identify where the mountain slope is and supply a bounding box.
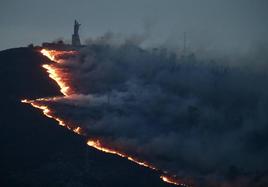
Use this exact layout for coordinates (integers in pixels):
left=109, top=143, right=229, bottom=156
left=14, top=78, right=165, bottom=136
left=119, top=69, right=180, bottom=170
left=0, top=47, right=172, bottom=187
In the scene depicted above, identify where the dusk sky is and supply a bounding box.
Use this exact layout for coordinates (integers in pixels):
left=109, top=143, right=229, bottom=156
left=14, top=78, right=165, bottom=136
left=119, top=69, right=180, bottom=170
left=1, top=0, right=267, bottom=53
left=2, top=1, right=268, bottom=186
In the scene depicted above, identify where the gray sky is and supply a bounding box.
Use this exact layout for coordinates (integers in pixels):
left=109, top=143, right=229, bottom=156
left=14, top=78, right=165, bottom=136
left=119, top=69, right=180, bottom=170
left=0, top=0, right=267, bottom=53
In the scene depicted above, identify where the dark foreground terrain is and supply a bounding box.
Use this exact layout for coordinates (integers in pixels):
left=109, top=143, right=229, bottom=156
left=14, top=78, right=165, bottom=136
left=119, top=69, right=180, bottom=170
left=0, top=47, right=172, bottom=187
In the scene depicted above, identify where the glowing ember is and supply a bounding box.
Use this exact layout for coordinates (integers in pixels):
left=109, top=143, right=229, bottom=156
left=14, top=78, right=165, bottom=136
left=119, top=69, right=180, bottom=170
left=73, top=127, right=83, bottom=135
left=21, top=48, right=190, bottom=187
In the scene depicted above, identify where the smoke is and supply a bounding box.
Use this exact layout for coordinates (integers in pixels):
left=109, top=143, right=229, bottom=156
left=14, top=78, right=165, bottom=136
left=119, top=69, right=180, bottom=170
left=39, top=39, right=268, bottom=186
left=84, top=24, right=152, bottom=47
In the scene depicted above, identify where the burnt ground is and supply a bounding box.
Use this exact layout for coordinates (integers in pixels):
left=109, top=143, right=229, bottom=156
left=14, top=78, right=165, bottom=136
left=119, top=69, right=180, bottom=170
left=0, top=47, right=173, bottom=187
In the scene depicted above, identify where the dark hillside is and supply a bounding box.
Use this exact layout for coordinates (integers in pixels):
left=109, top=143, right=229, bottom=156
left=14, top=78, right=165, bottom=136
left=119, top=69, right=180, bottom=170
left=0, top=47, right=171, bottom=187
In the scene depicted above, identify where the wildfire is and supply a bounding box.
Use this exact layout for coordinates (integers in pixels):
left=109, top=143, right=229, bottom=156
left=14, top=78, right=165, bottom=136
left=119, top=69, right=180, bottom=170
left=87, top=139, right=188, bottom=186
left=73, top=127, right=84, bottom=135
left=22, top=99, right=66, bottom=127
left=40, top=49, right=58, bottom=61
left=40, top=49, right=78, bottom=95
left=160, top=176, right=187, bottom=186
left=42, top=64, right=70, bottom=96
left=21, top=48, right=190, bottom=187
left=40, top=49, right=77, bottom=63
left=87, top=140, right=157, bottom=170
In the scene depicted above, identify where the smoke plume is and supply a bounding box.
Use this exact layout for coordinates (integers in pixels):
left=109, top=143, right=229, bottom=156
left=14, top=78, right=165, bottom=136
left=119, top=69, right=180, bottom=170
left=39, top=38, right=268, bottom=186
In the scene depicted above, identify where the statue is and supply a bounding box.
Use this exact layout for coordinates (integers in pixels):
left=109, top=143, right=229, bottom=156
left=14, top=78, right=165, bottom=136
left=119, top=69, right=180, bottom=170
left=72, top=20, right=81, bottom=46
left=74, top=20, right=81, bottom=35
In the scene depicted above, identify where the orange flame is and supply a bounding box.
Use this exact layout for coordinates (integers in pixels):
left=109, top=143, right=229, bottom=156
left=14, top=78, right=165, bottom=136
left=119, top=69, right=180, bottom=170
left=86, top=139, right=189, bottom=186
left=40, top=49, right=78, bottom=95
left=87, top=139, right=157, bottom=170
left=22, top=99, right=66, bottom=127
left=21, top=48, right=190, bottom=187
left=160, top=176, right=188, bottom=186
left=73, top=127, right=84, bottom=135
left=41, top=49, right=77, bottom=63
left=42, top=64, right=70, bottom=96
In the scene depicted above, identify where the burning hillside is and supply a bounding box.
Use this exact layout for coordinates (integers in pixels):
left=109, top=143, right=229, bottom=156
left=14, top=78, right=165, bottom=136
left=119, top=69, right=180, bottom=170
left=1, top=47, right=177, bottom=187
left=22, top=43, right=268, bottom=187
left=22, top=49, right=187, bottom=186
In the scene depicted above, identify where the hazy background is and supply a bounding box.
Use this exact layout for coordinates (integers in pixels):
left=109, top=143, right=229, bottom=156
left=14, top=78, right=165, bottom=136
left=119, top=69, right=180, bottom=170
left=0, top=0, right=268, bottom=53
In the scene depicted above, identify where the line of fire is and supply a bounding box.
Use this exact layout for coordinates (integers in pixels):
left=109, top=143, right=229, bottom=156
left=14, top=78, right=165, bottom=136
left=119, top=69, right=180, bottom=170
left=22, top=21, right=193, bottom=187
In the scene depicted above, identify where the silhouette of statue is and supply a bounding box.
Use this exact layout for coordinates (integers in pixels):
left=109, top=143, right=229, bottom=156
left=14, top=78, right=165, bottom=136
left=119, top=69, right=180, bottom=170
left=72, top=20, right=81, bottom=46
left=74, top=20, right=81, bottom=35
